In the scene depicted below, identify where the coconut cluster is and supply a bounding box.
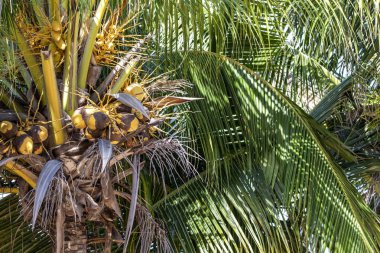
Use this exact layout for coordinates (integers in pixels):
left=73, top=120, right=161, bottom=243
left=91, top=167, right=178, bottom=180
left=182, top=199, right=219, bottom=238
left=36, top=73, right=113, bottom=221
left=0, top=121, right=48, bottom=155
left=71, top=83, right=155, bottom=147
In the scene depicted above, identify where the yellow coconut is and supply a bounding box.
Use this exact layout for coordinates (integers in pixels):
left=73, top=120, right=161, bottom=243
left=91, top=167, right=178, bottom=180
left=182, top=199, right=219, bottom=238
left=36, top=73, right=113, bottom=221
left=84, top=128, right=104, bottom=140
left=72, top=108, right=87, bottom=129
left=26, top=125, right=48, bottom=143
left=0, top=121, right=17, bottom=139
left=14, top=134, right=34, bottom=154
left=86, top=111, right=110, bottom=131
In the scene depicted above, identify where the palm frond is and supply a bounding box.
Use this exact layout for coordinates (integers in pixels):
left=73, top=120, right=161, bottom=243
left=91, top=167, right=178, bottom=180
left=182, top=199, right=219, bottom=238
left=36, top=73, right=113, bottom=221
left=0, top=194, right=51, bottom=253
left=311, top=51, right=380, bottom=122
left=133, top=0, right=379, bottom=109
left=154, top=52, right=380, bottom=252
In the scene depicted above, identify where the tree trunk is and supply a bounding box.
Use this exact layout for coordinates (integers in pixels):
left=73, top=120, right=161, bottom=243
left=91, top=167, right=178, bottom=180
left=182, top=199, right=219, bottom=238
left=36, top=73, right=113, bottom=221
left=63, top=218, right=87, bottom=253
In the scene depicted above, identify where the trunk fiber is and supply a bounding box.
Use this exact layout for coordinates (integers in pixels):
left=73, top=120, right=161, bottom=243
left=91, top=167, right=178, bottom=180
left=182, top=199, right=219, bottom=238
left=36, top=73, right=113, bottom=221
left=63, top=218, right=87, bottom=253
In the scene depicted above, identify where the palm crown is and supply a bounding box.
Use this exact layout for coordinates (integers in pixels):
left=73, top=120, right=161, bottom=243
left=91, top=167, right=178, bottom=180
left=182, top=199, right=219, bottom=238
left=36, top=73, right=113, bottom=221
left=0, top=0, right=379, bottom=252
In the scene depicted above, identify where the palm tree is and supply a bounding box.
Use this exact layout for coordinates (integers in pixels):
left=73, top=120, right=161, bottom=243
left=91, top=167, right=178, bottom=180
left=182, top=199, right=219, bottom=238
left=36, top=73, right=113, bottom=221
left=0, top=0, right=379, bottom=252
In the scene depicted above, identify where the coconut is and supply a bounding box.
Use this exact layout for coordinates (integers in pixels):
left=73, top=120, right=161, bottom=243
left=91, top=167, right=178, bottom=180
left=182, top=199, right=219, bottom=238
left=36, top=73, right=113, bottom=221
left=86, top=111, right=110, bottom=131
left=72, top=108, right=86, bottom=129
left=84, top=128, right=104, bottom=140
left=26, top=125, right=48, bottom=143
left=14, top=134, right=34, bottom=154
left=127, top=118, right=139, bottom=132
left=0, top=121, right=17, bottom=139
left=107, top=127, right=123, bottom=145
left=116, top=113, right=135, bottom=131
left=116, top=113, right=139, bottom=132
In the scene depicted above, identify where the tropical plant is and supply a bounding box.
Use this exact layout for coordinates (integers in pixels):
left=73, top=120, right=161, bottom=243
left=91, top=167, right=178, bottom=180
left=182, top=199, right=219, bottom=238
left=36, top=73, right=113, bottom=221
left=0, top=0, right=379, bottom=253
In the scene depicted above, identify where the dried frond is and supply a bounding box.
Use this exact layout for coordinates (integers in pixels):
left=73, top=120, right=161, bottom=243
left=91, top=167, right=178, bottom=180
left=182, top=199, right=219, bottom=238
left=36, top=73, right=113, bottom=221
left=137, top=136, right=199, bottom=186
left=136, top=206, right=173, bottom=253
left=39, top=170, right=65, bottom=229
left=19, top=169, right=65, bottom=231
left=145, top=76, right=192, bottom=96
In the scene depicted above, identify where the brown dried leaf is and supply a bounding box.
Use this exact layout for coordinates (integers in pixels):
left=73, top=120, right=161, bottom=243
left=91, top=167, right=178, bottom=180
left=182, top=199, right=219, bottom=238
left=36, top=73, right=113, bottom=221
left=101, top=173, right=121, bottom=217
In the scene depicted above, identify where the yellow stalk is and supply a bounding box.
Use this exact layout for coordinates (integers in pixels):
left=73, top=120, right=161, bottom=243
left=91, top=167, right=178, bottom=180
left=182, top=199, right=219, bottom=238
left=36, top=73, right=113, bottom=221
left=14, top=27, right=46, bottom=104
left=4, top=161, right=37, bottom=189
left=110, top=58, right=140, bottom=94
left=48, top=0, right=53, bottom=19
left=51, top=0, right=60, bottom=21
left=78, top=0, right=109, bottom=89
left=70, top=14, right=80, bottom=112
left=41, top=50, right=66, bottom=145
left=0, top=187, right=19, bottom=194
left=62, top=20, right=72, bottom=112
left=63, top=14, right=80, bottom=115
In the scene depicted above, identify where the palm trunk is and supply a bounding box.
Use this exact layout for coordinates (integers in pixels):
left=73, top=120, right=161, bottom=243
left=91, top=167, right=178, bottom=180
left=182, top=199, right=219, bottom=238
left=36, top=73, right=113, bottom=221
left=63, top=218, right=87, bottom=253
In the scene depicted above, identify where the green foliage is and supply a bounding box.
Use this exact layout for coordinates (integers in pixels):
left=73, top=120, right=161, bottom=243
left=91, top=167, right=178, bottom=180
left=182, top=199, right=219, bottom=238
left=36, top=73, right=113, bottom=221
left=154, top=52, right=380, bottom=252
left=133, top=0, right=379, bottom=107
left=0, top=194, right=51, bottom=252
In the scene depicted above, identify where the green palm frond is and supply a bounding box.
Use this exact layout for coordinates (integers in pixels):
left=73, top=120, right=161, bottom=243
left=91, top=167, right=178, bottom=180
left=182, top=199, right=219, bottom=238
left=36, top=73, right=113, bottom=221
left=0, top=194, right=51, bottom=253
left=134, top=0, right=379, bottom=58
left=131, top=0, right=284, bottom=54
left=155, top=168, right=298, bottom=252
left=154, top=52, right=380, bottom=252
left=311, top=56, right=380, bottom=212
left=282, top=0, right=379, bottom=64
left=311, top=51, right=380, bottom=123
left=246, top=45, right=341, bottom=111
left=133, top=0, right=379, bottom=109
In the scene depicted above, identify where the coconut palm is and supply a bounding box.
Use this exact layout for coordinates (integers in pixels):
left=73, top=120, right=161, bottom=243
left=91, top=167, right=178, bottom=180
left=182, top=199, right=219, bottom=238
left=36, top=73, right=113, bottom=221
left=0, top=0, right=379, bottom=252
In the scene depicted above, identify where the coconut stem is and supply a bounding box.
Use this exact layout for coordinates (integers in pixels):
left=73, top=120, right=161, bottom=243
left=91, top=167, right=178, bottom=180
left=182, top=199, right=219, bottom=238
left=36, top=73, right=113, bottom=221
left=63, top=13, right=80, bottom=115
left=4, top=161, right=37, bottom=188
left=0, top=187, right=19, bottom=194
left=78, top=0, right=109, bottom=89
left=110, top=57, right=140, bottom=94
left=41, top=50, right=66, bottom=145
